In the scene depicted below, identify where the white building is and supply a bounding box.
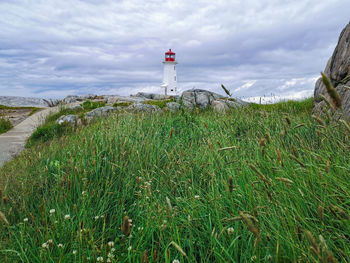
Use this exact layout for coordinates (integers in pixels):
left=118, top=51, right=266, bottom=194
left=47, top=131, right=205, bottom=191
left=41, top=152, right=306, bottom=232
left=161, top=49, right=178, bottom=96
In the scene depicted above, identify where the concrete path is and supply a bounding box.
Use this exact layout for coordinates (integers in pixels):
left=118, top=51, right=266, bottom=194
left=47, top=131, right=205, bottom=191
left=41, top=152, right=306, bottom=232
left=0, top=107, right=59, bottom=168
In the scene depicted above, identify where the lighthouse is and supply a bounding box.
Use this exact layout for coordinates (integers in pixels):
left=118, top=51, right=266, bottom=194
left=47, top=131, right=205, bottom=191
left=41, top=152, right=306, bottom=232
left=161, top=49, right=178, bottom=96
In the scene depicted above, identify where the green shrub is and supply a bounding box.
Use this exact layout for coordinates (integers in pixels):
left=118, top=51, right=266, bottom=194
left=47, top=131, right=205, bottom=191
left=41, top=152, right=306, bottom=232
left=113, top=101, right=132, bottom=107
left=0, top=118, right=13, bottom=134
left=143, top=98, right=174, bottom=108
left=82, top=100, right=106, bottom=110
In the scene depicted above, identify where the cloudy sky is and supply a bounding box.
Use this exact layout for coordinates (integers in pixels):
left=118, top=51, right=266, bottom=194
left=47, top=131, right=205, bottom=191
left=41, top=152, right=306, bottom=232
left=0, top=0, right=349, bottom=100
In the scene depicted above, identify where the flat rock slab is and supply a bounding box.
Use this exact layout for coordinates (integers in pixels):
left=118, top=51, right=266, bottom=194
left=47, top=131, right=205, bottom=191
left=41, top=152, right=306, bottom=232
left=0, top=107, right=59, bottom=168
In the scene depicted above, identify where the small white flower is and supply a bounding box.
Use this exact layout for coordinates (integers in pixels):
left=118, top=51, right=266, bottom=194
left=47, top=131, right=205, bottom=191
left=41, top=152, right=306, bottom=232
left=188, top=186, right=192, bottom=190
left=227, top=227, right=235, bottom=235
left=47, top=239, right=53, bottom=244
left=64, top=214, right=71, bottom=220
left=58, top=243, right=63, bottom=248
left=94, top=216, right=99, bottom=220
left=41, top=242, right=48, bottom=248
left=138, top=227, right=144, bottom=231
left=127, top=246, right=132, bottom=251
left=251, top=255, right=257, bottom=261
left=173, top=260, right=180, bottom=263
left=23, top=218, right=29, bottom=222
left=111, top=248, right=116, bottom=253
left=82, top=191, right=87, bottom=196
left=107, top=241, right=114, bottom=247
left=107, top=252, right=114, bottom=258
left=97, top=256, right=104, bottom=262
left=73, top=250, right=78, bottom=255
left=107, top=259, right=111, bottom=263
left=194, top=195, right=200, bottom=199
left=49, top=209, right=55, bottom=214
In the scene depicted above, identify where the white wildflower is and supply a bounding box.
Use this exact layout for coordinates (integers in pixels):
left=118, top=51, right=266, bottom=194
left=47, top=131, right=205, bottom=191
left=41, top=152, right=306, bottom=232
left=64, top=214, right=71, bottom=220
left=42, top=242, right=48, bottom=248
left=49, top=209, right=55, bottom=214
left=23, top=218, right=28, bottom=222
left=94, top=216, right=99, bottom=220
left=58, top=243, right=63, bottom=248
left=127, top=246, right=132, bottom=251
left=194, top=195, right=200, bottom=199
left=173, top=260, right=180, bottom=263
left=107, top=241, right=114, bottom=247
left=107, top=259, right=111, bottom=263
left=111, top=248, right=116, bottom=253
left=82, top=191, right=87, bottom=196
left=97, top=256, right=104, bottom=262
left=227, top=227, right=235, bottom=235
left=47, top=239, right=53, bottom=244
left=73, top=250, right=77, bottom=255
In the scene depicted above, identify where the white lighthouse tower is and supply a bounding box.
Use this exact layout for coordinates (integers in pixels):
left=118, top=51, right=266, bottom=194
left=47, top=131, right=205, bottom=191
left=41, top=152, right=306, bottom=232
left=161, top=49, right=178, bottom=96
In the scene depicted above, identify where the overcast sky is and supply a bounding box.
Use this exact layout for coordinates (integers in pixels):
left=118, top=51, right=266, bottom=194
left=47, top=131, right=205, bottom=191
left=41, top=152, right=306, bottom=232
left=0, top=0, right=349, bottom=100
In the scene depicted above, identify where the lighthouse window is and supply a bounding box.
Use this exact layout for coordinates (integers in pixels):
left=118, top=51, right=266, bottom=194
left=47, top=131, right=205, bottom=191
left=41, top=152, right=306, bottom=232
left=174, top=76, right=176, bottom=81
left=174, top=66, right=176, bottom=70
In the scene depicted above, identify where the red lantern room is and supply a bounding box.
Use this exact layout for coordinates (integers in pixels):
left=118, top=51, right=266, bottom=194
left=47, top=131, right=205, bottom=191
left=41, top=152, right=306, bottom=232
left=165, top=49, right=175, bottom=62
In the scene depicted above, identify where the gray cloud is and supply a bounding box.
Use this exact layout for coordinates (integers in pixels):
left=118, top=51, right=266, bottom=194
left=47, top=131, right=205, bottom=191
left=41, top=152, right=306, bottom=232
left=0, top=0, right=349, bottom=99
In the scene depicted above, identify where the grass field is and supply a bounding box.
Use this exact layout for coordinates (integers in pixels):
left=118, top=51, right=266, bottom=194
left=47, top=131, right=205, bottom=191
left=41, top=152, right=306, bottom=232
left=0, top=98, right=349, bottom=262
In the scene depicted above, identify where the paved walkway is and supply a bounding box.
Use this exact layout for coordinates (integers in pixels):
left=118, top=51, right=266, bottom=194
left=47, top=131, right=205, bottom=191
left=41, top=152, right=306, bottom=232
left=0, top=107, right=59, bottom=168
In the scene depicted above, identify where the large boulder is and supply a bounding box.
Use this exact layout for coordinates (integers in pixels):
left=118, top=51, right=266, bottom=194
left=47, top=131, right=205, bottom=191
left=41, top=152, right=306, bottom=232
left=313, top=22, right=350, bottom=119
left=85, top=106, right=117, bottom=122
left=57, top=115, right=79, bottom=125
left=181, top=89, right=246, bottom=110
left=106, top=95, right=145, bottom=104
left=166, top=102, right=181, bottom=113
left=212, top=100, right=229, bottom=112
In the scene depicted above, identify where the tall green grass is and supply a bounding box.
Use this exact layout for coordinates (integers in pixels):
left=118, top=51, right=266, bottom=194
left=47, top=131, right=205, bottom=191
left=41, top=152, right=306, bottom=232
left=0, top=99, right=349, bottom=262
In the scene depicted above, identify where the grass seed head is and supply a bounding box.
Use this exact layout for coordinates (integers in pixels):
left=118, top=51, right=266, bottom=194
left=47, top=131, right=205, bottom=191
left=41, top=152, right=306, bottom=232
left=321, top=72, right=342, bottom=108
left=121, top=216, right=132, bottom=236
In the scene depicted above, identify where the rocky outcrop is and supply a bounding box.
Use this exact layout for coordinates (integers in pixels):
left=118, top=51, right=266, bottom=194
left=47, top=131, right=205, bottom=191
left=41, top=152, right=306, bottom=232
left=133, top=92, right=169, bottom=100
left=181, top=89, right=247, bottom=110
left=125, top=103, right=161, bottom=113
left=0, top=96, right=54, bottom=108
left=313, top=22, right=350, bottom=119
left=57, top=115, right=79, bottom=125
left=212, top=100, right=229, bottom=112
left=85, top=106, right=117, bottom=122
left=166, top=102, right=181, bottom=113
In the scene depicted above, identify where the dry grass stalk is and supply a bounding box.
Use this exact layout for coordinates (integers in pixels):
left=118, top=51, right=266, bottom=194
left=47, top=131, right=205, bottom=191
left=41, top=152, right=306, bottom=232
left=0, top=211, right=9, bottom=225
left=239, top=211, right=259, bottom=238
left=121, top=216, right=132, bottom=236
left=318, top=206, right=324, bottom=222
left=289, top=154, right=306, bottom=168
left=339, top=119, right=350, bottom=132
left=248, top=164, right=271, bottom=185
left=221, top=84, right=231, bottom=97
left=218, top=146, right=237, bottom=151
left=264, top=133, right=271, bottom=144
left=228, top=177, right=234, bottom=193
left=305, top=230, right=320, bottom=255
left=275, top=177, right=293, bottom=184
left=291, top=145, right=299, bottom=158
left=320, top=94, right=335, bottom=111
left=285, top=117, right=291, bottom=125
left=276, top=149, right=283, bottom=167
left=321, top=72, right=342, bottom=108
left=170, top=241, right=187, bottom=258
left=259, top=138, right=266, bottom=147
left=166, top=196, right=173, bottom=212
left=141, top=250, right=148, bottom=263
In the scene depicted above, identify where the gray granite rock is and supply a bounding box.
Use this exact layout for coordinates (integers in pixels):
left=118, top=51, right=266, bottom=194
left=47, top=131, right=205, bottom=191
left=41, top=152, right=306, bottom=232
left=126, top=103, right=161, bottom=113
left=63, top=95, right=79, bottom=104
left=106, top=95, right=145, bottom=104
left=0, top=96, right=52, bottom=108
left=133, top=92, right=172, bottom=100
left=212, top=100, right=229, bottom=112
left=85, top=106, right=117, bottom=121
left=313, top=22, right=350, bottom=119
left=166, top=102, right=181, bottom=113
left=57, top=115, right=79, bottom=125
